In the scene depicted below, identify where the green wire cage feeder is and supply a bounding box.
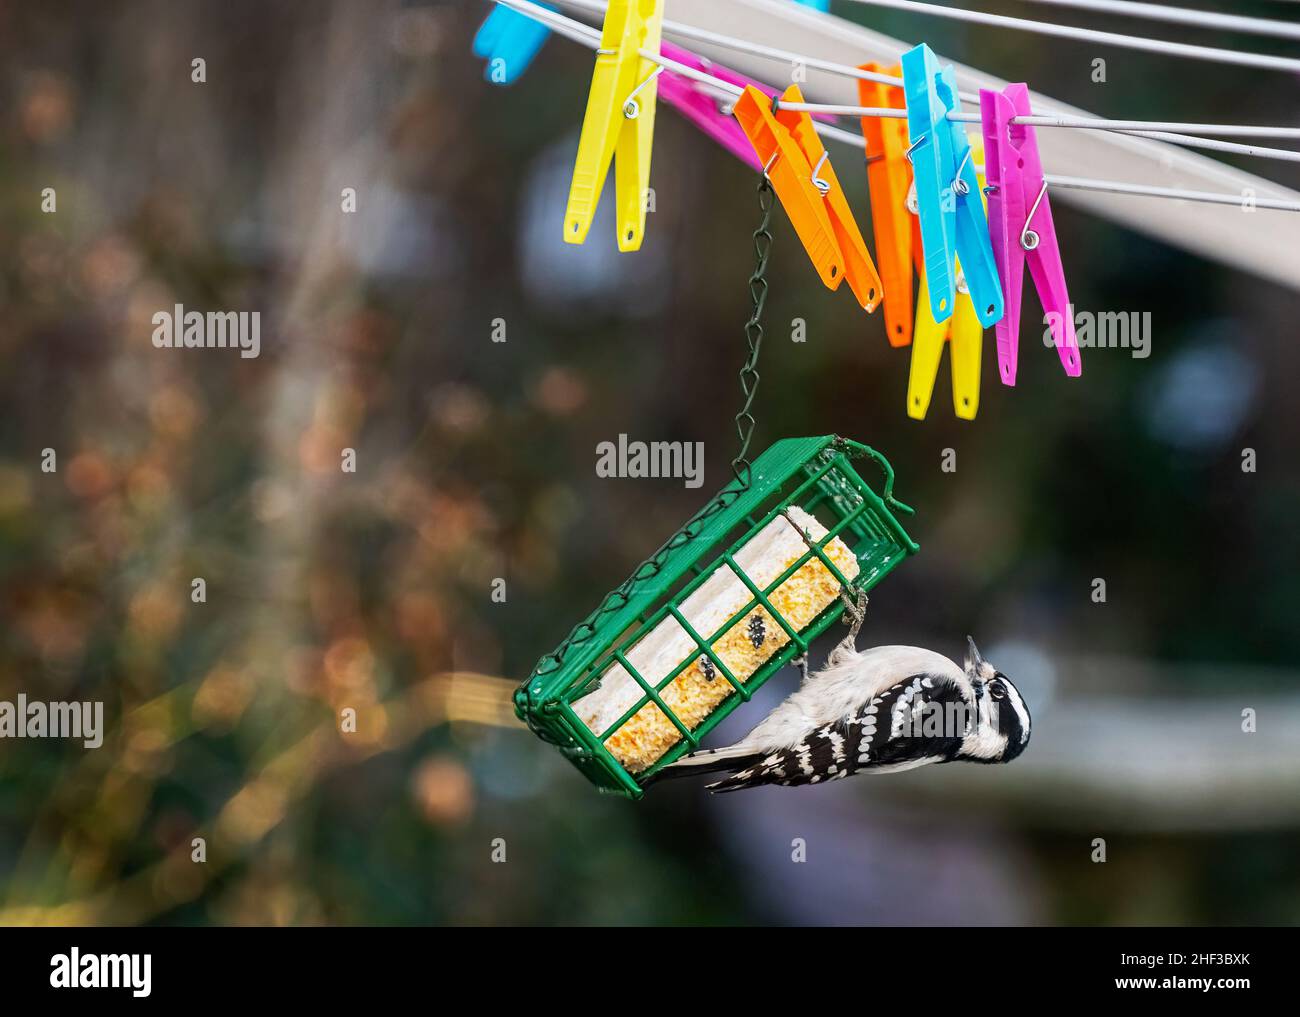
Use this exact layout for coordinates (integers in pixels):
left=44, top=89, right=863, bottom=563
left=515, top=435, right=920, bottom=798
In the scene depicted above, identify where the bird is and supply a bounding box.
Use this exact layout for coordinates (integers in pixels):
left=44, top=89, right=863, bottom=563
left=653, top=635, right=1031, bottom=793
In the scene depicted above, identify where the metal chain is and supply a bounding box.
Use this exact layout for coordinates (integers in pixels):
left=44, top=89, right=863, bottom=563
left=527, top=174, right=910, bottom=696
left=731, top=175, right=774, bottom=490
left=526, top=175, right=779, bottom=704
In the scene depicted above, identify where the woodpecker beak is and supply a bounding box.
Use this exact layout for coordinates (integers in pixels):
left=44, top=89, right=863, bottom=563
left=965, top=635, right=985, bottom=672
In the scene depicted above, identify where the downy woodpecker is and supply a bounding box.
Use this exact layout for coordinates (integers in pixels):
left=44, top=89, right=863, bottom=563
left=656, top=635, right=1031, bottom=792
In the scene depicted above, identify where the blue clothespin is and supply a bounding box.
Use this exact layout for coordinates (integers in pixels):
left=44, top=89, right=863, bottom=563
left=900, top=43, right=1003, bottom=328
left=792, top=0, right=832, bottom=10
left=473, top=4, right=555, bottom=85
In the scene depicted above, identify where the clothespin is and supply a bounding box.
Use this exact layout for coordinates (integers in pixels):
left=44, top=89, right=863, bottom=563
left=773, top=88, right=883, bottom=312
left=910, top=272, right=984, bottom=420
left=900, top=44, right=1003, bottom=330
left=792, top=0, right=832, bottom=9
left=734, top=84, right=883, bottom=311
left=858, top=62, right=913, bottom=347
left=565, top=0, right=663, bottom=251
left=659, top=44, right=839, bottom=171
left=472, top=4, right=556, bottom=86
left=980, top=83, right=1081, bottom=385
left=907, top=137, right=989, bottom=421
left=657, top=43, right=767, bottom=171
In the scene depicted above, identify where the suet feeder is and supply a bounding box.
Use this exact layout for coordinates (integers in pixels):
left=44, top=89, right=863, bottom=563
left=515, top=435, right=919, bottom=798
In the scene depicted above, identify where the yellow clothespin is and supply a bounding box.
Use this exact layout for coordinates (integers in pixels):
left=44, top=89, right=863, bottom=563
left=564, top=0, right=663, bottom=251
left=909, top=269, right=984, bottom=420
left=907, top=136, right=988, bottom=421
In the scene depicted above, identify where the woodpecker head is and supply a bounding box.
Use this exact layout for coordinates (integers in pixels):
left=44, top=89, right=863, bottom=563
left=961, top=636, right=1032, bottom=763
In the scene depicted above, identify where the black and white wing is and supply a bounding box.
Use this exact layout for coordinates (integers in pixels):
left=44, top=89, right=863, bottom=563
left=706, top=673, right=971, bottom=793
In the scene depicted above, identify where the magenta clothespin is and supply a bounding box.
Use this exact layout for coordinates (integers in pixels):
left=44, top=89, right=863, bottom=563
left=657, top=43, right=769, bottom=170
left=658, top=43, right=834, bottom=171
left=980, top=83, right=1081, bottom=386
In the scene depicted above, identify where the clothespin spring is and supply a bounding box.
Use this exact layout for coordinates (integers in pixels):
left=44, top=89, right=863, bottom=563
left=1020, top=180, right=1049, bottom=250
left=952, top=148, right=973, bottom=196
left=623, top=64, right=665, bottom=119
left=810, top=151, right=831, bottom=195
left=760, top=93, right=783, bottom=179
left=903, top=136, right=925, bottom=213
left=756, top=94, right=830, bottom=196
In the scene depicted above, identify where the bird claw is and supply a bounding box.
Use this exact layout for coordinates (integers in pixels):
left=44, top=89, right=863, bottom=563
left=840, top=589, right=868, bottom=632
left=831, top=589, right=868, bottom=661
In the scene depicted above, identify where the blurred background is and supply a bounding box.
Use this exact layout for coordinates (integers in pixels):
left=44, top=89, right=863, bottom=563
left=2, top=0, right=1299, bottom=926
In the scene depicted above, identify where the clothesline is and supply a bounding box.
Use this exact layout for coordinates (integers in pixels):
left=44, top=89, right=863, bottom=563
left=552, top=0, right=1300, bottom=139
left=811, top=120, right=1300, bottom=211
left=836, top=0, right=1300, bottom=73
left=775, top=102, right=1300, bottom=164
left=551, top=0, right=1300, bottom=155
left=493, top=0, right=1300, bottom=211
left=1009, top=0, right=1300, bottom=42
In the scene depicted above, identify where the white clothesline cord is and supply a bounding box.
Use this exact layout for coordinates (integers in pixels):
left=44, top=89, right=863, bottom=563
left=491, top=0, right=1300, bottom=211
left=811, top=121, right=1300, bottom=211
left=837, top=0, right=1300, bottom=73
left=519, top=0, right=1300, bottom=163
left=552, top=0, right=1300, bottom=142
left=1010, top=0, right=1300, bottom=43
left=1044, top=173, right=1300, bottom=209
left=555, top=0, right=909, bottom=87
left=770, top=102, right=1300, bottom=163
left=1088, top=131, right=1300, bottom=164
left=679, top=72, right=1300, bottom=163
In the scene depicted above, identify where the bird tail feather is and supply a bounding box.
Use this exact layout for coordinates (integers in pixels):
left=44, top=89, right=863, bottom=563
left=643, top=744, right=763, bottom=783
left=704, top=770, right=763, bottom=793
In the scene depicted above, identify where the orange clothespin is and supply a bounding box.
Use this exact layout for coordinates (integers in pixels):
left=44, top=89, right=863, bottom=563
left=733, top=84, right=882, bottom=312
left=773, top=86, right=882, bottom=312
left=858, top=63, right=913, bottom=347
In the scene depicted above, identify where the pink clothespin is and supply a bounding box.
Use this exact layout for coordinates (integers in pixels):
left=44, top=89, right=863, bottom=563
left=658, top=43, right=763, bottom=169
left=980, top=84, right=1081, bottom=386
left=658, top=43, right=833, bottom=172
